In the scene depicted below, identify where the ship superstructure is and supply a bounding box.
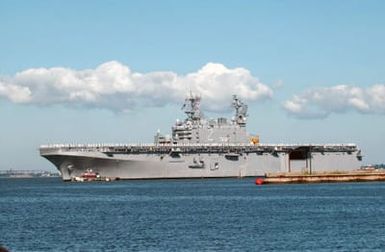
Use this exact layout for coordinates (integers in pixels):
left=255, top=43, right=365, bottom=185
left=155, top=94, right=250, bottom=145
left=40, top=95, right=362, bottom=181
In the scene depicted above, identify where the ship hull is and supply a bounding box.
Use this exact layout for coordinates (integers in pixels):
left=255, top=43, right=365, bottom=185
left=41, top=148, right=362, bottom=181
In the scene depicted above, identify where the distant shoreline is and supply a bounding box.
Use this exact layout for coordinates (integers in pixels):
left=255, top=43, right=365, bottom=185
left=0, top=170, right=60, bottom=178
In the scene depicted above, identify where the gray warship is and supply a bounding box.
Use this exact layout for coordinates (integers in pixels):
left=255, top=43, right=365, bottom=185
left=40, top=95, right=362, bottom=181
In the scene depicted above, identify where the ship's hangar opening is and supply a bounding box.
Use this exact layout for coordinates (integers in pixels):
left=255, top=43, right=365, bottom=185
left=289, top=147, right=310, bottom=160
left=288, top=146, right=312, bottom=173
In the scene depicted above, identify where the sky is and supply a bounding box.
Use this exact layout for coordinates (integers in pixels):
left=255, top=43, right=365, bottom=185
left=1, top=0, right=385, bottom=171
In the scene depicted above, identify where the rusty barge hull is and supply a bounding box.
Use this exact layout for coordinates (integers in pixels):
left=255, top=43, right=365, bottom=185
left=264, top=171, right=385, bottom=184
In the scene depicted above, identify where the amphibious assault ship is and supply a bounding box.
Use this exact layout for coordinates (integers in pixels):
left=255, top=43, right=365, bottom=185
left=40, top=95, right=362, bottom=181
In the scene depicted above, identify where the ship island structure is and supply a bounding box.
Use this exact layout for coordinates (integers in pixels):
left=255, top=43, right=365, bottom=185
left=40, top=95, right=362, bottom=181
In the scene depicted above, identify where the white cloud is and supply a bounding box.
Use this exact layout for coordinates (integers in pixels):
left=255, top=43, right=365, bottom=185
left=283, top=84, right=385, bottom=119
left=0, top=61, right=272, bottom=112
left=0, top=80, right=32, bottom=103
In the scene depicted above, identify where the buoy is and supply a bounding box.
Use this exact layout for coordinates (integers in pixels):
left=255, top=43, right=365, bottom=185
left=255, top=178, right=264, bottom=185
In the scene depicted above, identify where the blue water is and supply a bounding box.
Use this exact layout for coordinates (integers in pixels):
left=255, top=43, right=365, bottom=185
left=1, top=178, right=385, bottom=251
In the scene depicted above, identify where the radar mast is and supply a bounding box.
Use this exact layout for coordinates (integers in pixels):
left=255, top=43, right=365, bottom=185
left=232, top=95, right=248, bottom=127
left=182, top=93, right=202, bottom=122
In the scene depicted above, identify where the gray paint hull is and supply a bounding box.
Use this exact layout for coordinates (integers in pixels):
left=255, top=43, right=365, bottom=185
left=41, top=149, right=361, bottom=181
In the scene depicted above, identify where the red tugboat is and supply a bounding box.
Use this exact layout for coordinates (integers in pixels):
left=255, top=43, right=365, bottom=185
left=80, top=169, right=99, bottom=181
left=71, top=168, right=115, bottom=182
